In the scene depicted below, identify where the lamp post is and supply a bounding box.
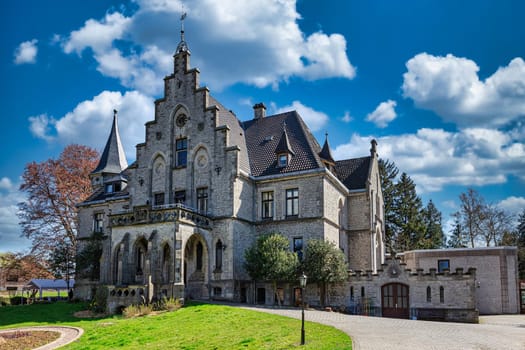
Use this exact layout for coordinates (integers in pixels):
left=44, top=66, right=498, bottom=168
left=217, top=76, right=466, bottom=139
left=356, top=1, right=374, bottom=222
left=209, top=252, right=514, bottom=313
left=299, top=272, right=307, bottom=345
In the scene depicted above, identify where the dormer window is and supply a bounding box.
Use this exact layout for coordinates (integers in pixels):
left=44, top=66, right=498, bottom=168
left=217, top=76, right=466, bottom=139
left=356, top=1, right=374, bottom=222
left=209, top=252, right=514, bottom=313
left=278, top=153, right=288, bottom=167
left=105, top=184, right=114, bottom=193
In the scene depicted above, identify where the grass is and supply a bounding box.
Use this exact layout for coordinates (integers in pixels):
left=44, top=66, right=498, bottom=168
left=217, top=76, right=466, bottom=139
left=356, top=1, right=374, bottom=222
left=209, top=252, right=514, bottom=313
left=0, top=302, right=352, bottom=349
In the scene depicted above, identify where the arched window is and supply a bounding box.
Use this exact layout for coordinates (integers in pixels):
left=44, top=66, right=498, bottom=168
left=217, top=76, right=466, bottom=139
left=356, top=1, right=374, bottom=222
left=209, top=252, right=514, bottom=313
left=215, top=240, right=223, bottom=271
left=426, top=286, right=431, bottom=302
left=361, top=286, right=365, bottom=298
left=135, top=238, right=147, bottom=275
left=350, top=286, right=354, bottom=301
left=114, top=246, right=122, bottom=284
left=196, top=242, right=203, bottom=271
left=439, top=286, right=444, bottom=303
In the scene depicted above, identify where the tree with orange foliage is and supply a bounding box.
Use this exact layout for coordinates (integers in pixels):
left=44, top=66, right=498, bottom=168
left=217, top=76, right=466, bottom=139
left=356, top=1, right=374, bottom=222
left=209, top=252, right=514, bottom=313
left=18, top=145, right=99, bottom=266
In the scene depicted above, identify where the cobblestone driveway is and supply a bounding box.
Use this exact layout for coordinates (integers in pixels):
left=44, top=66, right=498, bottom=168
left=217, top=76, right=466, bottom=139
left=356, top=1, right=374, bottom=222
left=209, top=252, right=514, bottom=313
left=242, top=306, right=525, bottom=350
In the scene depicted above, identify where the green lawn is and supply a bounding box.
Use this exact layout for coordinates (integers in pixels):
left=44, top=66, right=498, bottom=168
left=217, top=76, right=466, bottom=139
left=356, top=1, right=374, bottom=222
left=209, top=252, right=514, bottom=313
left=0, top=302, right=352, bottom=349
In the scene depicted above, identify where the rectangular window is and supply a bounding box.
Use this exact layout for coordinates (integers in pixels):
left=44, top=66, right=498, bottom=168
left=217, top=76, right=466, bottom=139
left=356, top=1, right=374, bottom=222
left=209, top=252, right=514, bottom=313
left=278, top=154, right=288, bottom=167
left=176, top=138, right=188, bottom=167
left=175, top=190, right=186, bottom=204
left=93, top=213, right=104, bottom=233
left=438, top=259, right=450, bottom=273
left=154, top=192, right=165, bottom=206
left=286, top=188, right=299, bottom=217
left=261, top=191, right=274, bottom=219
left=197, top=187, right=208, bottom=214
left=293, top=237, right=303, bottom=260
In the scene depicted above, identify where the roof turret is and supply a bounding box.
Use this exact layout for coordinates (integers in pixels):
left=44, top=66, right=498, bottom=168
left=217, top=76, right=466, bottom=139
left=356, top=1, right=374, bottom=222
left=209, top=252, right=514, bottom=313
left=92, top=109, right=128, bottom=175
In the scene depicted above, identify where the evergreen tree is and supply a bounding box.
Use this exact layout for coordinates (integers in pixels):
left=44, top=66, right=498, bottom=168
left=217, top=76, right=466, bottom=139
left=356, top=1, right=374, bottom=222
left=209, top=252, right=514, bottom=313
left=421, top=200, right=445, bottom=249
left=517, top=209, right=525, bottom=279
left=301, top=239, right=348, bottom=307
left=447, top=212, right=468, bottom=248
left=378, top=159, right=399, bottom=253
left=244, top=233, right=299, bottom=305
left=391, top=173, right=425, bottom=252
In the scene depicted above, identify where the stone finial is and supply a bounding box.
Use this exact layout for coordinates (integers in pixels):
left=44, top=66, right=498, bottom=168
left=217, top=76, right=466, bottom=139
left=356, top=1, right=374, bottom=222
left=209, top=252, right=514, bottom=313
left=370, top=139, right=378, bottom=157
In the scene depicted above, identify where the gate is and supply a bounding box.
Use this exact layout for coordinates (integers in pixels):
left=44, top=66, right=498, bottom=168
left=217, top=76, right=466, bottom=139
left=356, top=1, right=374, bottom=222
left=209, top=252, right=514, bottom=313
left=381, top=283, right=409, bottom=318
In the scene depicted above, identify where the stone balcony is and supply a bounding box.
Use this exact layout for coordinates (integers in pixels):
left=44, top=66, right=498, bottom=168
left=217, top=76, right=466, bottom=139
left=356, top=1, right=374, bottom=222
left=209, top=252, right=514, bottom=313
left=109, top=203, right=211, bottom=228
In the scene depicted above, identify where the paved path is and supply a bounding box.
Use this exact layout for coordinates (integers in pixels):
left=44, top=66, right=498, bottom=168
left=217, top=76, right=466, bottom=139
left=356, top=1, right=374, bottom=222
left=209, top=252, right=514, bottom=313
left=241, top=305, right=525, bottom=350
left=0, top=326, right=83, bottom=350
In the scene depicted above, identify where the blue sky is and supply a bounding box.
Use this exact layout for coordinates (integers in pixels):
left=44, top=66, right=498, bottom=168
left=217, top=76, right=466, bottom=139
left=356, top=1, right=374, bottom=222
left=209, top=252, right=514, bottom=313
left=1, top=0, right=524, bottom=253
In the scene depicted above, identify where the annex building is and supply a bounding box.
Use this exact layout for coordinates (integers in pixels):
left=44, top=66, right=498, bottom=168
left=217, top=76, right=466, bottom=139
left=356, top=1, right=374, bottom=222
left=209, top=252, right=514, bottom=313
left=75, top=30, right=519, bottom=321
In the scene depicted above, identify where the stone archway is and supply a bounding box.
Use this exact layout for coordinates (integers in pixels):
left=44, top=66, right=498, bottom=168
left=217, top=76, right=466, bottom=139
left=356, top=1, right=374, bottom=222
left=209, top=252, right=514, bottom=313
left=184, top=234, right=209, bottom=300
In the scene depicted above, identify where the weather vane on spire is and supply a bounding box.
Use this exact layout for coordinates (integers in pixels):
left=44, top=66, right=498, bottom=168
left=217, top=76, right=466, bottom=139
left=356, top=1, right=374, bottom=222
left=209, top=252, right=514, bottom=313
left=175, top=5, right=190, bottom=54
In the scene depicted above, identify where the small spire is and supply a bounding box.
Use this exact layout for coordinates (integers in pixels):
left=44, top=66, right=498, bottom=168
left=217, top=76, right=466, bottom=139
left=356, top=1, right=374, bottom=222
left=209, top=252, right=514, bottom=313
left=92, top=109, right=128, bottom=175
left=275, top=121, right=295, bottom=156
left=176, top=10, right=190, bottom=54
left=319, top=132, right=335, bottom=165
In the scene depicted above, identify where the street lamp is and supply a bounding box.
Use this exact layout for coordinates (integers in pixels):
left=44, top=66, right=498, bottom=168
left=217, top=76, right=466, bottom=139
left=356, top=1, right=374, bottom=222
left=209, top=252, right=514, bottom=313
left=299, top=272, right=307, bottom=345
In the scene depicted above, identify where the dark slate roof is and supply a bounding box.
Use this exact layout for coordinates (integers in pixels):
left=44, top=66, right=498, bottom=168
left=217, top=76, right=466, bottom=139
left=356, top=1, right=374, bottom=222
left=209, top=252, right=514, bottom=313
left=335, top=156, right=371, bottom=190
left=241, top=111, right=324, bottom=177
left=319, top=136, right=335, bottom=164
left=92, top=111, right=128, bottom=175
left=82, top=188, right=129, bottom=204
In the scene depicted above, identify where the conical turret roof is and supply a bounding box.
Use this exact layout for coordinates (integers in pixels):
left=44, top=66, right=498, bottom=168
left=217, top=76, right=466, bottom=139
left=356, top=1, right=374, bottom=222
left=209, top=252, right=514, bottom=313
left=92, top=110, right=128, bottom=175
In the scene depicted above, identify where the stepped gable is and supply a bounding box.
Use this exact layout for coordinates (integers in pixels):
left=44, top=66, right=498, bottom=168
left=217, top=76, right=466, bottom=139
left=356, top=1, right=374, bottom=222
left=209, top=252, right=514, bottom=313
left=209, top=96, right=250, bottom=174
left=242, top=111, right=324, bottom=177
left=335, top=156, right=371, bottom=190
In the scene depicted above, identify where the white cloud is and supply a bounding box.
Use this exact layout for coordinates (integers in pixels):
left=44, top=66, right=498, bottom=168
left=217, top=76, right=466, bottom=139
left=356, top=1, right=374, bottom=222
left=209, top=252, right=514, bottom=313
left=366, top=100, right=397, bottom=128
left=60, top=0, right=355, bottom=94
left=14, top=39, right=38, bottom=64
left=275, top=101, right=329, bottom=132
left=340, top=111, right=352, bottom=123
left=29, top=90, right=154, bottom=159
left=333, top=126, right=525, bottom=193
left=497, top=196, right=525, bottom=216
left=0, top=177, right=31, bottom=253
left=63, top=12, right=131, bottom=55
left=402, top=53, right=525, bottom=128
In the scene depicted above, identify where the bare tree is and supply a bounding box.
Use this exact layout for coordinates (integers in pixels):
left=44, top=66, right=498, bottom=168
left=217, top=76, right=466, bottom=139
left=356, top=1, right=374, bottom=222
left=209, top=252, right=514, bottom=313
left=480, top=203, right=512, bottom=246
left=456, top=188, right=486, bottom=248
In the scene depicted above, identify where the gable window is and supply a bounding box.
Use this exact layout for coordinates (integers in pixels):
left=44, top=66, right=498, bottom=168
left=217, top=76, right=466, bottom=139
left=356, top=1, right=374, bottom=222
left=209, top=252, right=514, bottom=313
left=154, top=192, right=165, bottom=206
left=437, top=259, right=450, bottom=273
left=93, top=213, right=104, bottom=233
left=175, top=190, right=186, bottom=205
left=197, top=187, right=208, bottom=214
left=293, top=237, right=303, bottom=261
left=261, top=191, right=274, bottom=219
left=286, top=188, right=299, bottom=217
left=278, top=154, right=288, bottom=167
left=176, top=138, right=187, bottom=167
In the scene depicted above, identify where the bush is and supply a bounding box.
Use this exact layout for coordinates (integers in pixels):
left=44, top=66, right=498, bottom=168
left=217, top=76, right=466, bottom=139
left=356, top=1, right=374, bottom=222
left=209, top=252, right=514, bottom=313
left=0, top=296, right=10, bottom=306
left=153, top=297, right=182, bottom=312
left=89, top=286, right=108, bottom=314
left=123, top=304, right=153, bottom=318
left=10, top=296, right=28, bottom=305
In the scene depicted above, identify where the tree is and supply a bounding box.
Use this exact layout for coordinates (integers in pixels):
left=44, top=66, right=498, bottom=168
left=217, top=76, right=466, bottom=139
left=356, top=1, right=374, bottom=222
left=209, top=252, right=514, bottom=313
left=480, top=204, right=512, bottom=246
left=455, top=188, right=485, bottom=248
left=447, top=212, right=468, bottom=248
left=244, top=233, right=299, bottom=306
left=421, top=200, right=445, bottom=249
left=300, top=239, right=348, bottom=307
left=18, top=144, right=99, bottom=261
left=517, top=209, right=525, bottom=279
left=378, top=159, right=399, bottom=253
left=391, top=173, right=425, bottom=252
left=0, top=252, right=53, bottom=283
left=76, top=232, right=104, bottom=281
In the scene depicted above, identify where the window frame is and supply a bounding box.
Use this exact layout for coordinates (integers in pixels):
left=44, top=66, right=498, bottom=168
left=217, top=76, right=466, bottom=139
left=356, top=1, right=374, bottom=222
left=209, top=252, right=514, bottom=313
left=278, top=153, right=288, bottom=167
left=261, top=191, right=274, bottom=219
left=174, top=190, right=186, bottom=204
left=154, top=192, right=165, bottom=206
left=93, top=212, right=104, bottom=233
left=175, top=138, right=188, bottom=167
left=285, top=188, right=299, bottom=217
left=293, top=237, right=303, bottom=261
left=437, top=259, right=450, bottom=273
left=197, top=187, right=208, bottom=214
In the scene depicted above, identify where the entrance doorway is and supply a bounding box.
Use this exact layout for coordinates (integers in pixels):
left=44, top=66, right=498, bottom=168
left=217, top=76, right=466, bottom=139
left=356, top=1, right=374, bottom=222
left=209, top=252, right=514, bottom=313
left=257, top=288, right=266, bottom=304
left=381, top=283, right=409, bottom=318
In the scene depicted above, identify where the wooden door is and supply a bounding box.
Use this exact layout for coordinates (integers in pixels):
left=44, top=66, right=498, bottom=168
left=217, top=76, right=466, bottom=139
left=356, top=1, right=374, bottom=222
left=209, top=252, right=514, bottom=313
left=382, top=283, right=409, bottom=319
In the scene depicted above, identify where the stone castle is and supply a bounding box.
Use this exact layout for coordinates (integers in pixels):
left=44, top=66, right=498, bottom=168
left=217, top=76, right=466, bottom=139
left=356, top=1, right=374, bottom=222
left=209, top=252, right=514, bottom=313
left=76, top=29, right=518, bottom=322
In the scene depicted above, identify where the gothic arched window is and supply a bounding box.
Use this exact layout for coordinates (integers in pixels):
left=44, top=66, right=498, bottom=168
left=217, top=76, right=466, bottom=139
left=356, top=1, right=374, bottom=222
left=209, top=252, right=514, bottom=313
left=215, top=240, right=223, bottom=271
left=196, top=242, right=203, bottom=271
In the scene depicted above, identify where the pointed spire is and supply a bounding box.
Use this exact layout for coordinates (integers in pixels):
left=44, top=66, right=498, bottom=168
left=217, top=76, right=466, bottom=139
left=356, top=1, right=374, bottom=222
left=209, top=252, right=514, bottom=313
left=92, top=109, right=128, bottom=175
left=319, top=132, right=335, bottom=164
left=275, top=122, right=295, bottom=156
left=175, top=11, right=190, bottom=54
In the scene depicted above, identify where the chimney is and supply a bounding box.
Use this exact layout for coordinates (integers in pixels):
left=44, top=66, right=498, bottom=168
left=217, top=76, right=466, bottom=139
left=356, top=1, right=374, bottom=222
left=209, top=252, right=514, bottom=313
left=253, top=103, right=266, bottom=119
